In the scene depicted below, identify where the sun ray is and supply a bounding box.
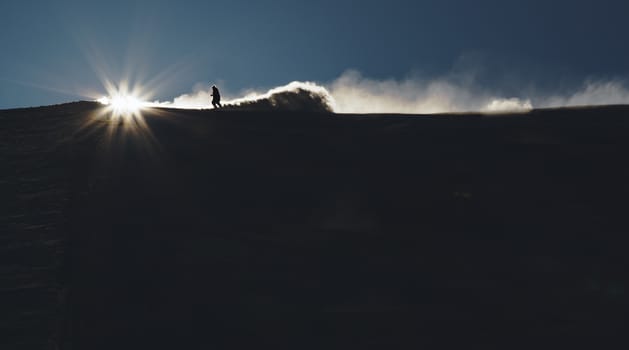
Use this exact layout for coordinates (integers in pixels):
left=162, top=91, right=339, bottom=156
left=73, top=79, right=165, bottom=161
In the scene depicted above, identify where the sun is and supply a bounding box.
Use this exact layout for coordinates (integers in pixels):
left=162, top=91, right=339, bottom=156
left=98, top=92, right=147, bottom=118
left=82, top=81, right=159, bottom=155
left=102, top=94, right=144, bottom=114
left=93, top=79, right=157, bottom=120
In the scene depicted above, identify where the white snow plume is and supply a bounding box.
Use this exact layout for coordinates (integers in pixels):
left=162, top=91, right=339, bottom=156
left=227, top=81, right=335, bottom=113
left=161, top=81, right=335, bottom=112
left=328, top=72, right=629, bottom=113
left=485, top=98, right=533, bottom=113
left=165, top=71, right=629, bottom=114
left=327, top=70, right=532, bottom=114
left=541, top=81, right=629, bottom=108
left=171, top=90, right=213, bottom=109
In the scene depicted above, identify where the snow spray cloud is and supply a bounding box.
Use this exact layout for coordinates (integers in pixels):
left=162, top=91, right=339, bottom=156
left=226, top=82, right=334, bottom=113
left=161, top=81, right=334, bottom=112
left=327, top=70, right=533, bottom=113
left=164, top=70, right=629, bottom=114
left=542, top=81, right=629, bottom=108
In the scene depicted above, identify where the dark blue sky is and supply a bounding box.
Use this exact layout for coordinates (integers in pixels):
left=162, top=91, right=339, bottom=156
left=1, top=0, right=628, bottom=108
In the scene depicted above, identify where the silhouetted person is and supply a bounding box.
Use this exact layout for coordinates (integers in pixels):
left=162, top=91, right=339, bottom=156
left=211, top=85, right=222, bottom=109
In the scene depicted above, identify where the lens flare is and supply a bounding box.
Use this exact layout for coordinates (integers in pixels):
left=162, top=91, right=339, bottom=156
left=99, top=92, right=147, bottom=117
left=95, top=80, right=153, bottom=120
left=77, top=79, right=162, bottom=159
left=75, top=41, right=186, bottom=158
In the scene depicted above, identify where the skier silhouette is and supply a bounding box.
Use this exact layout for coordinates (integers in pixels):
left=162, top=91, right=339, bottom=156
left=211, top=85, right=222, bottom=109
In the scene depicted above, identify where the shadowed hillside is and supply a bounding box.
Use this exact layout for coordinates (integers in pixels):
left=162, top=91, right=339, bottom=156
left=2, top=102, right=629, bottom=349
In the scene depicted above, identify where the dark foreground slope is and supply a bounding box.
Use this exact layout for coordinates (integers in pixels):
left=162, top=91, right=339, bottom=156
left=3, top=102, right=629, bottom=349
